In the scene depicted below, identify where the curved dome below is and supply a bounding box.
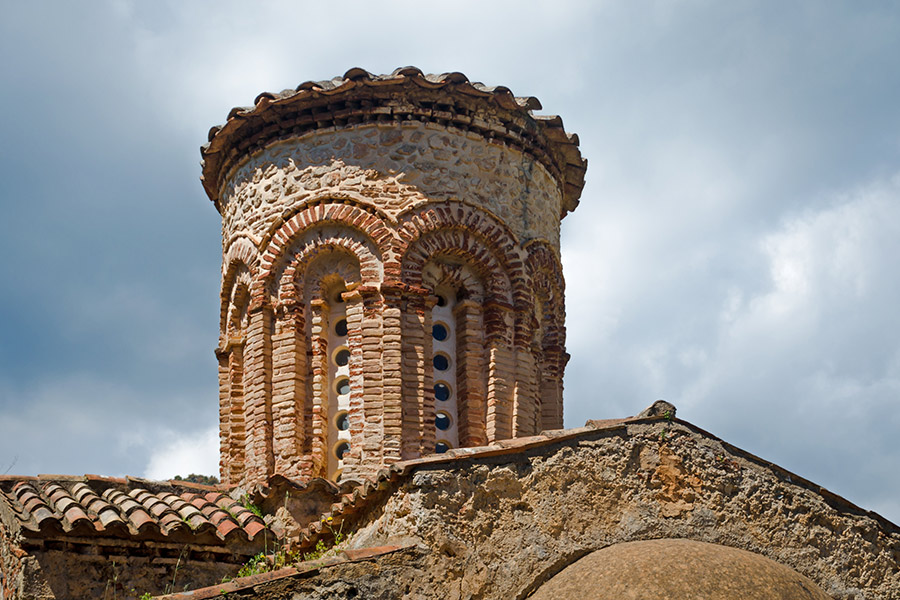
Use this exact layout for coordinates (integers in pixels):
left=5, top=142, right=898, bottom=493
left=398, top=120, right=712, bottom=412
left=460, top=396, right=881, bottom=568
left=530, top=538, right=832, bottom=599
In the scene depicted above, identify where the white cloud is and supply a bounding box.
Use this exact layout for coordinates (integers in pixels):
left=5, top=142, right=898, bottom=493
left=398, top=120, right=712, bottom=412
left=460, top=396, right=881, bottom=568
left=726, top=173, right=900, bottom=359
left=564, top=167, right=900, bottom=522
left=142, top=427, right=219, bottom=481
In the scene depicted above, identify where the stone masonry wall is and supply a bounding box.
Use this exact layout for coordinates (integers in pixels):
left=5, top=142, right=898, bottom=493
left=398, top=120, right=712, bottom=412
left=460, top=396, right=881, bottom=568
left=0, top=516, right=30, bottom=600
left=0, top=521, right=255, bottom=600
left=219, top=123, right=563, bottom=251
left=339, top=420, right=900, bottom=600
left=23, top=542, right=250, bottom=599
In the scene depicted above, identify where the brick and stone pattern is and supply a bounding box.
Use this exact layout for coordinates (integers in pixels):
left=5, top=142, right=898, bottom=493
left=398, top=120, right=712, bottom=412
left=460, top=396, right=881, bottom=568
left=202, top=68, right=586, bottom=487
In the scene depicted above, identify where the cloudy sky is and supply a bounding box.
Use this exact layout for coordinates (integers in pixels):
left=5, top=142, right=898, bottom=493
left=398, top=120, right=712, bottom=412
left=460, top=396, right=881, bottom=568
left=1, top=2, right=898, bottom=523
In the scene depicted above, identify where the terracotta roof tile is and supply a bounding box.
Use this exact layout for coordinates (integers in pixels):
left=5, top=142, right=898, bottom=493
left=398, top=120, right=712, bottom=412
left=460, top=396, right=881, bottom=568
left=200, top=67, right=586, bottom=216
left=0, top=476, right=268, bottom=546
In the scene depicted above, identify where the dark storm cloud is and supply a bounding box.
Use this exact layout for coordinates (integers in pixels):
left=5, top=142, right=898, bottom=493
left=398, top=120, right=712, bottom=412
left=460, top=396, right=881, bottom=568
left=0, top=1, right=220, bottom=475
left=0, top=1, right=897, bottom=522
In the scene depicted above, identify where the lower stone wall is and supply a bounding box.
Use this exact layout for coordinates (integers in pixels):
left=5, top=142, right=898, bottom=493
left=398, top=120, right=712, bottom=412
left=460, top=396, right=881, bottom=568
left=0, top=518, right=30, bottom=600
left=12, top=539, right=259, bottom=600
left=339, top=420, right=900, bottom=600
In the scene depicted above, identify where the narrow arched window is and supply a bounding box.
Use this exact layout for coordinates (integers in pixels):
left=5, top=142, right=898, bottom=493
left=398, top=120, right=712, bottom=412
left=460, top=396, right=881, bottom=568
left=431, top=286, right=459, bottom=452
left=326, top=286, right=351, bottom=480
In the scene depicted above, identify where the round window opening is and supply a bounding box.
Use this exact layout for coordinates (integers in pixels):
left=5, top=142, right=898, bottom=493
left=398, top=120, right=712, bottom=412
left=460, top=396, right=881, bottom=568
left=432, top=323, right=449, bottom=341
left=435, top=441, right=450, bottom=454
left=334, top=441, right=350, bottom=460
left=435, top=412, right=452, bottom=431
left=334, top=291, right=345, bottom=304
left=434, top=383, right=451, bottom=401
left=433, top=354, right=450, bottom=371
left=334, top=319, right=348, bottom=337
left=335, top=411, right=350, bottom=431
left=435, top=295, right=447, bottom=307
left=335, top=377, right=350, bottom=396
left=334, top=348, right=350, bottom=367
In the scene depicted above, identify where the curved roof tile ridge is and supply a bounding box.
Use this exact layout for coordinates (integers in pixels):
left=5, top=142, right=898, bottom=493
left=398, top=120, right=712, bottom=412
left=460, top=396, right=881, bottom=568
left=200, top=66, right=586, bottom=214
left=0, top=474, right=269, bottom=546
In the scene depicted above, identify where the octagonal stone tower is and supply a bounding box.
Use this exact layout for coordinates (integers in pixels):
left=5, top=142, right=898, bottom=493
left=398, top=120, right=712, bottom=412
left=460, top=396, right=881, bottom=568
left=202, top=67, right=586, bottom=486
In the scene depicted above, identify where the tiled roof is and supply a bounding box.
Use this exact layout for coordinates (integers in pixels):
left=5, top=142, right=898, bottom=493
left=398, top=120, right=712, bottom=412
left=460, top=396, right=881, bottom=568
left=200, top=66, right=587, bottom=215
left=0, top=475, right=267, bottom=546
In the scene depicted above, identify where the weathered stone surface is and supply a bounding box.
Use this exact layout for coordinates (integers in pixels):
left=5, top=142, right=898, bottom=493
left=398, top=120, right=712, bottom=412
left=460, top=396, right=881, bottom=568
left=200, top=68, right=586, bottom=217
left=335, top=419, right=899, bottom=600
left=163, top=547, right=432, bottom=600
left=529, top=538, right=832, bottom=599
left=220, top=126, right=563, bottom=249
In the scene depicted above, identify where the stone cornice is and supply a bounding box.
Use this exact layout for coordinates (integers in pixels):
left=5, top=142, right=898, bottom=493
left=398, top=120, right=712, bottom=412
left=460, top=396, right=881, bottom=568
left=201, top=67, right=586, bottom=217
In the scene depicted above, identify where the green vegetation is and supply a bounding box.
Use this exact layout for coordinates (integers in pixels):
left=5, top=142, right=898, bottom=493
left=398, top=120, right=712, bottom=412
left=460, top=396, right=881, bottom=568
left=241, top=495, right=264, bottom=518
left=228, top=517, right=347, bottom=581
left=236, top=552, right=270, bottom=578
left=173, top=473, right=220, bottom=485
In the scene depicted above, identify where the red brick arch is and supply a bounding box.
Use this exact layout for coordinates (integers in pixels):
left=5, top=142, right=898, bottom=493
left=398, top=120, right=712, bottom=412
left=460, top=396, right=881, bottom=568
left=403, top=229, right=510, bottom=305
left=394, top=201, right=531, bottom=319
left=220, top=236, right=259, bottom=338
left=252, top=201, right=392, bottom=306
left=258, top=194, right=396, bottom=250
left=524, top=240, right=566, bottom=349
left=396, top=201, right=534, bottom=345
left=280, top=240, right=366, bottom=307
left=421, top=260, right=486, bottom=301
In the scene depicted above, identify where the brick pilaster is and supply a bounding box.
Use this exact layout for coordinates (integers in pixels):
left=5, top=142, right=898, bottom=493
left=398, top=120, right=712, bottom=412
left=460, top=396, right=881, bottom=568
left=380, top=281, right=407, bottom=463
left=400, top=285, right=431, bottom=458
left=484, top=301, right=515, bottom=441
left=342, top=287, right=365, bottom=476
left=513, top=349, right=539, bottom=436
left=243, top=306, right=274, bottom=485
left=216, top=348, right=231, bottom=483
left=454, top=299, right=487, bottom=447
left=357, top=286, right=384, bottom=473
left=271, top=306, right=307, bottom=478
